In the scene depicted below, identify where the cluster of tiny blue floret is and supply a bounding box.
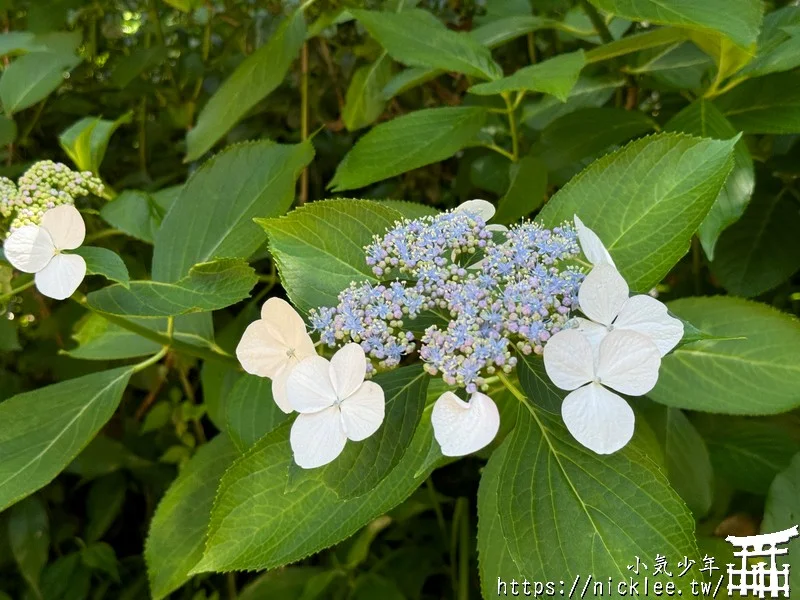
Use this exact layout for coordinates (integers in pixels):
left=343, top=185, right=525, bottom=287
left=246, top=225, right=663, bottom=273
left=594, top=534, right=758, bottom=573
left=308, top=208, right=584, bottom=393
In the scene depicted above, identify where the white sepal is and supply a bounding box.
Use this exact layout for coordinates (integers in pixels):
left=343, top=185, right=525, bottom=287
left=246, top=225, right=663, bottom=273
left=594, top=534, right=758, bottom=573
left=543, top=329, right=595, bottom=391
left=290, top=407, right=348, bottom=469
left=34, top=253, right=86, bottom=300
left=595, top=329, right=661, bottom=396
left=431, top=391, right=500, bottom=457
left=574, top=214, right=615, bottom=267
left=578, top=263, right=629, bottom=327
left=561, top=382, right=634, bottom=455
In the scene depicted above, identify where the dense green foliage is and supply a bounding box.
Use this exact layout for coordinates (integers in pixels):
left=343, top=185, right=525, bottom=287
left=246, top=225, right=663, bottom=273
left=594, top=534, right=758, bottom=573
left=1, top=0, right=800, bottom=599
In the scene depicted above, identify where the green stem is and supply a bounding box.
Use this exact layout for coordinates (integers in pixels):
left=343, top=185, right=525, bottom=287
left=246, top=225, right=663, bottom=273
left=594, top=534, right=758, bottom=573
left=148, top=0, right=180, bottom=96
left=85, top=228, right=123, bottom=243
left=482, top=143, right=515, bottom=162
left=132, top=345, right=169, bottom=373
left=502, top=93, right=520, bottom=162
left=0, top=279, right=35, bottom=302
left=580, top=0, right=613, bottom=44
left=425, top=479, right=449, bottom=545
left=497, top=371, right=528, bottom=405
left=457, top=497, right=470, bottom=600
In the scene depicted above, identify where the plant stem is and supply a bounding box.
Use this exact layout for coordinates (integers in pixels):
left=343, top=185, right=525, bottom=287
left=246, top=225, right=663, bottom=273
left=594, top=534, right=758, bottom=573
left=85, top=228, right=123, bottom=243
left=299, top=42, right=310, bottom=205
left=457, top=497, right=470, bottom=600
left=148, top=0, right=180, bottom=96
left=132, top=345, right=169, bottom=373
left=0, top=279, right=35, bottom=302
left=482, top=143, right=515, bottom=162
left=580, top=0, right=613, bottom=44
left=497, top=371, right=528, bottom=405
left=502, top=93, right=520, bottom=162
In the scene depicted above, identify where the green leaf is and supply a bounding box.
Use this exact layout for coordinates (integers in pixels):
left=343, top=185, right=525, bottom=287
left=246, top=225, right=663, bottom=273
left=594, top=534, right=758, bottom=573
left=259, top=199, right=403, bottom=313
left=477, top=440, right=523, bottom=599
left=153, top=140, right=313, bottom=282
left=81, top=542, right=119, bottom=582
left=0, top=317, right=20, bottom=352
left=650, top=297, right=800, bottom=414
left=638, top=402, right=713, bottom=517
left=0, top=51, right=81, bottom=115
left=532, top=107, right=656, bottom=185
left=85, top=472, right=126, bottom=542
left=379, top=199, right=439, bottom=219
left=537, top=133, right=736, bottom=291
left=330, top=106, right=487, bottom=192
left=192, top=412, right=438, bottom=573
left=0, top=31, right=44, bottom=57
left=470, top=51, right=585, bottom=100
left=238, top=567, right=326, bottom=600
left=687, top=30, right=754, bottom=82
left=67, top=434, right=151, bottom=481
left=87, top=259, right=257, bottom=318
left=498, top=405, right=700, bottom=586
left=585, top=27, right=688, bottom=63
left=58, top=113, right=132, bottom=174
left=109, top=46, right=167, bottom=89
left=762, top=452, right=800, bottom=589
left=73, top=247, right=130, bottom=288
left=715, top=72, right=800, bottom=134
left=185, top=11, right=306, bottom=160
left=626, top=43, right=713, bottom=91
left=587, top=0, right=762, bottom=49
left=351, top=9, right=501, bottom=80
left=68, top=314, right=161, bottom=360
left=711, top=190, right=800, bottom=296
left=0, top=367, right=132, bottom=511
left=8, top=495, right=49, bottom=596
left=516, top=353, right=564, bottom=414
left=494, top=156, right=547, bottom=224
left=145, top=435, right=239, bottom=600
left=224, top=374, right=289, bottom=453
left=309, top=367, right=428, bottom=499
left=39, top=553, right=90, bottom=600
left=665, top=99, right=754, bottom=259
left=692, top=414, right=800, bottom=494
left=0, top=114, right=16, bottom=146
left=381, top=67, right=441, bottom=100
left=350, top=574, right=405, bottom=600
left=522, top=75, right=624, bottom=130
left=740, top=6, right=800, bottom=77
left=100, top=187, right=179, bottom=245
left=343, top=55, right=393, bottom=131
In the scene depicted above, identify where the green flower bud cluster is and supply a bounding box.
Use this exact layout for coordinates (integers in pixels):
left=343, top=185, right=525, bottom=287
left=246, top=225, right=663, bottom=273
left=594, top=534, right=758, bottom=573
left=0, top=161, right=104, bottom=236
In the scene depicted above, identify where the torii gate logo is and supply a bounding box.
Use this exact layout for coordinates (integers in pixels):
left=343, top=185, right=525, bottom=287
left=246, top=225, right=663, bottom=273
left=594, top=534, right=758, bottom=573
left=726, top=525, right=799, bottom=598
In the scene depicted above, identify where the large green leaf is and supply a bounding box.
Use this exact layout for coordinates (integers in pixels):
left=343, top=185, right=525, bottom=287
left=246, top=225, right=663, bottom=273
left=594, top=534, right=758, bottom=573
left=665, top=99, right=754, bottom=259
left=145, top=435, right=239, bottom=600
left=310, top=366, right=428, bottom=499
left=638, top=402, right=714, bottom=517
left=68, top=314, right=161, bottom=360
left=469, top=51, right=585, bottom=100
left=494, top=156, right=547, bottom=224
left=584, top=27, right=688, bottom=63
left=191, top=412, right=438, bottom=573
left=692, top=414, right=800, bottom=495
left=762, top=452, right=800, bottom=589
left=58, top=113, right=132, bottom=174
left=537, top=133, right=736, bottom=291
left=153, top=141, right=313, bottom=282
left=258, top=199, right=403, bottom=313
left=587, top=0, right=762, bottom=49
left=715, top=73, right=800, bottom=134
left=498, top=405, right=700, bottom=587
left=342, top=55, right=393, bottom=131
left=224, top=375, right=289, bottom=453
left=185, top=10, right=306, bottom=160
left=477, top=440, right=522, bottom=599
left=522, top=75, right=624, bottom=130
left=330, top=106, right=487, bottom=192
left=351, top=9, right=501, bottom=80
left=650, top=297, right=800, bottom=414
left=711, top=190, right=800, bottom=296
left=87, top=259, right=256, bottom=318
left=0, top=51, right=81, bottom=115
left=0, top=367, right=133, bottom=511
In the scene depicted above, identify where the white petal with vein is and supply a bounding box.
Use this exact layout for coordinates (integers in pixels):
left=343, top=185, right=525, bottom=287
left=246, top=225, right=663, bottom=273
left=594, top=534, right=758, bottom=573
left=341, top=381, right=385, bottom=441
left=34, top=253, right=85, bottom=300
left=3, top=226, right=54, bottom=273
left=615, top=295, right=683, bottom=356
left=578, top=264, right=629, bottom=326
left=561, top=382, right=634, bottom=454
left=41, top=204, right=85, bottom=250
left=330, top=343, right=367, bottom=400
left=290, top=407, right=347, bottom=469
left=543, top=329, right=594, bottom=391
left=431, top=391, right=500, bottom=457
left=286, top=355, right=337, bottom=413
left=574, top=215, right=615, bottom=267
left=596, top=330, right=660, bottom=396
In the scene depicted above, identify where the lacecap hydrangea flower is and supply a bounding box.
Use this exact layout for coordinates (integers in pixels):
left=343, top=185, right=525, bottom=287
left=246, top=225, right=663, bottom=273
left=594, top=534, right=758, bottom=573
left=236, top=202, right=683, bottom=467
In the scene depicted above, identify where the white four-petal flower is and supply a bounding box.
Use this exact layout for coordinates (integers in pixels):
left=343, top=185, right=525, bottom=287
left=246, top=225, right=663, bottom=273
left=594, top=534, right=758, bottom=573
left=287, top=343, right=385, bottom=469
left=431, top=391, right=500, bottom=457
left=236, top=297, right=316, bottom=413
left=3, top=204, right=87, bottom=300
left=574, top=214, right=615, bottom=267
left=575, top=263, right=683, bottom=356
left=544, top=328, right=661, bottom=454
